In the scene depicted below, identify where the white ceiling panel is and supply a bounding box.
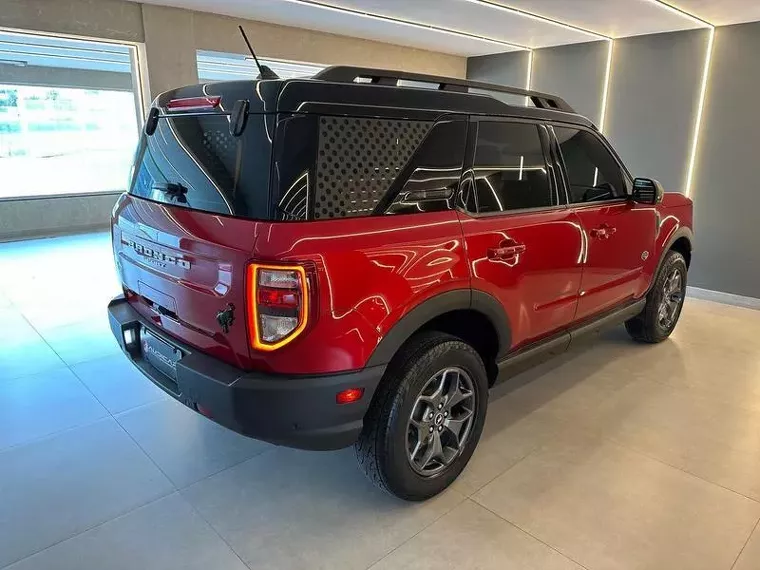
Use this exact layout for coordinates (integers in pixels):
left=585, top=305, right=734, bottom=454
left=130, top=0, right=746, bottom=57
left=495, top=0, right=706, bottom=38
left=137, top=0, right=529, bottom=56
left=322, top=0, right=602, bottom=47
left=670, top=0, right=760, bottom=26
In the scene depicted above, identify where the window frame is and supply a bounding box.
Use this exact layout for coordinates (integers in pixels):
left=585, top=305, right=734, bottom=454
left=547, top=123, right=634, bottom=207
left=0, top=29, right=147, bottom=202
left=459, top=116, right=566, bottom=218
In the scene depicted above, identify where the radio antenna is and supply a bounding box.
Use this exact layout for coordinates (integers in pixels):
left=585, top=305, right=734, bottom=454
left=238, top=26, right=279, bottom=80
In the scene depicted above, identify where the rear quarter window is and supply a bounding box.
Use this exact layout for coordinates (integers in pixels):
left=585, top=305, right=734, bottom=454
left=272, top=115, right=467, bottom=220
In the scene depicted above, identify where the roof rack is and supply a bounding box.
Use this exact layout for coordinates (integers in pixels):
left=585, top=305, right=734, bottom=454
left=313, top=66, right=575, bottom=114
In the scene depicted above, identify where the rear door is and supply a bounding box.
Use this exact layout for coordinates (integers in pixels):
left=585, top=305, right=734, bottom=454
left=551, top=126, right=656, bottom=321
left=457, top=119, right=583, bottom=350
left=112, top=83, right=274, bottom=369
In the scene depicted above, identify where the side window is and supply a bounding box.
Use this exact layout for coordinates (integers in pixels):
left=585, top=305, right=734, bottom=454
left=312, top=116, right=433, bottom=219
left=472, top=121, right=554, bottom=214
left=386, top=119, right=467, bottom=215
left=554, top=127, right=629, bottom=203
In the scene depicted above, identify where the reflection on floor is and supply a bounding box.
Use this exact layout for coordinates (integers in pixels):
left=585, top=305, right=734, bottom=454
left=2, top=232, right=760, bottom=570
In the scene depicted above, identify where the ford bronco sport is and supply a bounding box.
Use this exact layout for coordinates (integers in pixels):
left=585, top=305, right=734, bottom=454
left=108, top=67, right=693, bottom=500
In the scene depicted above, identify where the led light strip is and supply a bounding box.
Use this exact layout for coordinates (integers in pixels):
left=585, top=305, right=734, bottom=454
left=524, top=49, right=534, bottom=106
left=598, top=39, right=615, bottom=131
left=278, top=0, right=529, bottom=51
left=467, top=0, right=609, bottom=42
left=646, top=1, right=714, bottom=197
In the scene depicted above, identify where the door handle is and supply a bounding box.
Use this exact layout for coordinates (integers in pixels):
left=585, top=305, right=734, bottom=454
left=590, top=224, right=616, bottom=240
left=488, top=242, right=526, bottom=260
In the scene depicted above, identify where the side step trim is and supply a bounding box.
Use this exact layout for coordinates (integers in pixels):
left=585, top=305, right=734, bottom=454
left=494, top=298, right=646, bottom=384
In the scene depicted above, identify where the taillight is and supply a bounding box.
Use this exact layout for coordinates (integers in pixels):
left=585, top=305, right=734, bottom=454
left=247, top=263, right=309, bottom=351
left=166, top=96, right=221, bottom=111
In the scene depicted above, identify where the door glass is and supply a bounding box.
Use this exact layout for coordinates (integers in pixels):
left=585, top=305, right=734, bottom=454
left=554, top=127, right=629, bottom=203
left=472, top=122, right=553, bottom=213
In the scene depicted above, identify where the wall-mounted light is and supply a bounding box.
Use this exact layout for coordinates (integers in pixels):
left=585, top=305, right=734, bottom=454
left=685, top=26, right=715, bottom=197
left=646, top=1, right=715, bottom=198
left=598, top=39, right=615, bottom=132
left=524, top=49, right=534, bottom=106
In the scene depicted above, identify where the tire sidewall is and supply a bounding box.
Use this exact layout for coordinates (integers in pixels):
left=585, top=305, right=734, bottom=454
left=382, top=340, right=488, bottom=500
left=650, top=251, right=687, bottom=339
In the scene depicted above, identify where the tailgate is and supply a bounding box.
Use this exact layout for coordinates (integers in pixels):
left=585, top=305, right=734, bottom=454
left=112, top=194, right=259, bottom=368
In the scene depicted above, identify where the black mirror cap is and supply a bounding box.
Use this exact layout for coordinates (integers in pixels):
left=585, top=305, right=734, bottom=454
left=144, top=107, right=159, bottom=136
left=632, top=177, right=665, bottom=205
left=229, top=99, right=250, bottom=137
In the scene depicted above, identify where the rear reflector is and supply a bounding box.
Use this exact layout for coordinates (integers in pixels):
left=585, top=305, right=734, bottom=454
left=247, top=263, right=309, bottom=351
left=166, top=96, right=221, bottom=111
left=336, top=388, right=364, bottom=405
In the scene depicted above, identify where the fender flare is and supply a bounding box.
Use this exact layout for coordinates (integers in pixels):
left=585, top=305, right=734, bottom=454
left=365, top=289, right=512, bottom=367
left=648, top=226, right=693, bottom=293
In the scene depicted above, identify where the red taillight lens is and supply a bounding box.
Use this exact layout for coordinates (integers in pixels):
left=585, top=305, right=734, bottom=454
left=247, top=263, right=309, bottom=351
left=166, top=96, right=221, bottom=111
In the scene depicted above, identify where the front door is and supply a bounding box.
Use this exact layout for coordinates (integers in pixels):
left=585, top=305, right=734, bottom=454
left=458, top=120, right=584, bottom=350
left=552, top=126, right=656, bottom=321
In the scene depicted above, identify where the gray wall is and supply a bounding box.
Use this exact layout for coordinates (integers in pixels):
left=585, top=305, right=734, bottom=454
left=467, top=51, right=531, bottom=106
left=689, top=21, right=760, bottom=298
left=531, top=41, right=608, bottom=125
left=605, top=29, right=710, bottom=192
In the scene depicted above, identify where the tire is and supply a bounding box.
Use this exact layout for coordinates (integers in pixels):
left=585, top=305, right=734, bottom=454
left=625, top=249, right=687, bottom=343
left=355, top=331, right=488, bottom=501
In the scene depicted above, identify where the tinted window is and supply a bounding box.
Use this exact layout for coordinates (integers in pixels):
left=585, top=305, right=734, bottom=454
left=472, top=122, right=553, bottom=213
left=386, top=119, right=466, bottom=215
left=130, top=113, right=271, bottom=219
left=554, top=127, right=628, bottom=203
left=312, top=116, right=432, bottom=219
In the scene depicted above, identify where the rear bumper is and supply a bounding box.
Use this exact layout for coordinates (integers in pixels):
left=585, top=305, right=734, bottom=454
left=107, top=295, right=384, bottom=450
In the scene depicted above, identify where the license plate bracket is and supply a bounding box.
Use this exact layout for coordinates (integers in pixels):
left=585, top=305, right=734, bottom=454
left=141, top=328, right=182, bottom=381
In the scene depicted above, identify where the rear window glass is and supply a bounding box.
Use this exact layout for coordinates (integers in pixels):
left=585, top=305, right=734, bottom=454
left=129, top=113, right=272, bottom=219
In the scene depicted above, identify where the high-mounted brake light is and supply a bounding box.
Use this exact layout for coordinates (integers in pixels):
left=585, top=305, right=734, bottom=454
left=247, top=263, right=309, bottom=351
left=166, top=96, right=221, bottom=111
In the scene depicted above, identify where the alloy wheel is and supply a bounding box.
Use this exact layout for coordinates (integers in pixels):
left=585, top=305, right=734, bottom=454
left=658, top=267, right=684, bottom=329
left=405, top=367, right=476, bottom=477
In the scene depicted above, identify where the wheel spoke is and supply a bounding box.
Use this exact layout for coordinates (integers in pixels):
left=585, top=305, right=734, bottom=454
left=444, top=409, right=473, bottom=441
left=419, top=429, right=443, bottom=470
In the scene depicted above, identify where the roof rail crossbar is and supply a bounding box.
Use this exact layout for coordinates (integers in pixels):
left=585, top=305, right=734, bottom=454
left=313, top=66, right=575, bottom=113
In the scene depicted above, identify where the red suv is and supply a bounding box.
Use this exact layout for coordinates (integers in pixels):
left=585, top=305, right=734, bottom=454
left=108, top=67, right=693, bottom=500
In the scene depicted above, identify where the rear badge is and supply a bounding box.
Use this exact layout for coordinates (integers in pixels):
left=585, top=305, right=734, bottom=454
left=216, top=304, right=236, bottom=334
left=123, top=238, right=191, bottom=269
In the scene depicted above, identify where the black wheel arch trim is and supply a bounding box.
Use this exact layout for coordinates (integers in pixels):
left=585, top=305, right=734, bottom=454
left=649, top=226, right=693, bottom=294
left=365, top=289, right=512, bottom=367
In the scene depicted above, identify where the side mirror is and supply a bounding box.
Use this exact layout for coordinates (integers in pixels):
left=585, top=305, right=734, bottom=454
left=632, top=177, right=665, bottom=205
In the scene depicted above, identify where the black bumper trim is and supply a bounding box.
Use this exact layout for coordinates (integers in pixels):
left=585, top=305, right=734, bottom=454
left=107, top=295, right=385, bottom=450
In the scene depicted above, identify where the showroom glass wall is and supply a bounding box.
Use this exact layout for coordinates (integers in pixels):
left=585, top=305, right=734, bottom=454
left=0, top=31, right=143, bottom=199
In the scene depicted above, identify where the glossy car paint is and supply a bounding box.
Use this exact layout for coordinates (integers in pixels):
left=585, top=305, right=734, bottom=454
left=457, top=208, right=584, bottom=349
left=572, top=200, right=658, bottom=321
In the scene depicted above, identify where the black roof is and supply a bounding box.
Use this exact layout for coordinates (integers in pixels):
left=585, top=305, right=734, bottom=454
left=158, top=65, right=595, bottom=129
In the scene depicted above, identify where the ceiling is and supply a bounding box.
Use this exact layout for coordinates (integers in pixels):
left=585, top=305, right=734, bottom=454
left=133, top=0, right=757, bottom=56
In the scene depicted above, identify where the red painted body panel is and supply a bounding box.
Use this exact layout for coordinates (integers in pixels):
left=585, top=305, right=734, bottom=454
left=572, top=201, right=658, bottom=321
left=111, top=191, right=692, bottom=375
left=111, top=194, right=260, bottom=369
left=251, top=210, right=469, bottom=374
left=457, top=209, right=584, bottom=349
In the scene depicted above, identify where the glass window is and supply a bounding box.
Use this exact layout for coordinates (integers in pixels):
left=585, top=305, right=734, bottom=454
left=472, top=121, right=553, bottom=213
left=0, top=31, right=141, bottom=199
left=197, top=50, right=324, bottom=81
left=554, top=127, right=629, bottom=203
left=386, top=119, right=466, bottom=215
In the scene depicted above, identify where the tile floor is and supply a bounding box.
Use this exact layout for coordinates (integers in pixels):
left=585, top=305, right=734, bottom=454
left=2, top=232, right=760, bottom=570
